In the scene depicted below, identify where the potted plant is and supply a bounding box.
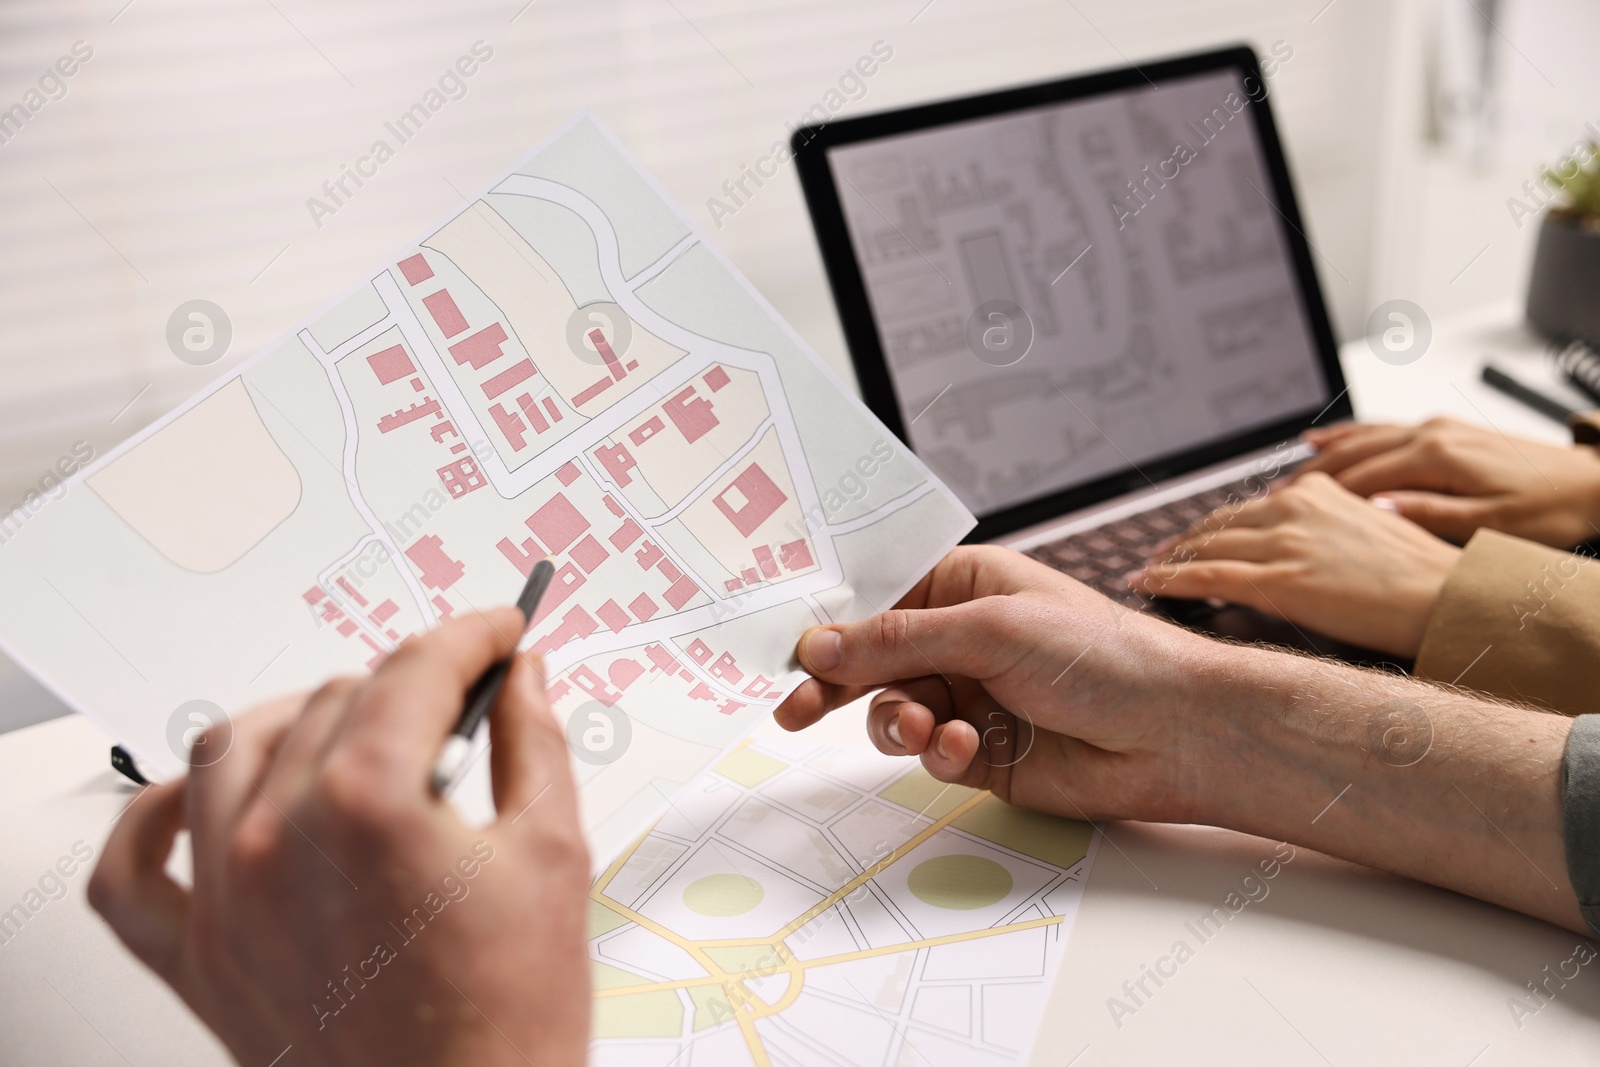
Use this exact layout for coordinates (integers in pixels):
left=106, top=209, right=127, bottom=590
left=1527, top=144, right=1600, bottom=343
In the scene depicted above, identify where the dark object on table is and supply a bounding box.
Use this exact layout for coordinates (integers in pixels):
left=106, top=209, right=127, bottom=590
left=1481, top=362, right=1578, bottom=424
left=1553, top=338, right=1600, bottom=407
left=1527, top=215, right=1600, bottom=345
left=110, top=744, right=150, bottom=786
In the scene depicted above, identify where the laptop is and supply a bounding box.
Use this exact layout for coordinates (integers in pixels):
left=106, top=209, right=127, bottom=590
left=792, top=45, right=1394, bottom=663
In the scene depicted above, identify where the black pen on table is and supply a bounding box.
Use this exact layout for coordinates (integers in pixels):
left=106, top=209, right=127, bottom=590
left=1481, top=362, right=1579, bottom=425
left=430, top=557, right=556, bottom=794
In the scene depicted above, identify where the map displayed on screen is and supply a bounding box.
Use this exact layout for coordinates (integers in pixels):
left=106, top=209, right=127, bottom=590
left=827, top=69, right=1328, bottom=516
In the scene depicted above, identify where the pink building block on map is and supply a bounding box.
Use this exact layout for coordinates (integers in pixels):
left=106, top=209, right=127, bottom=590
left=489, top=403, right=528, bottom=451
left=573, top=374, right=614, bottom=407
left=422, top=290, right=469, bottom=338
left=629, top=417, right=665, bottom=447
left=406, top=535, right=464, bottom=591
left=780, top=539, right=814, bottom=571
left=595, top=599, right=630, bottom=634
left=710, top=652, right=743, bottom=685
left=367, top=344, right=416, bottom=386
left=377, top=399, right=441, bottom=435
left=437, top=456, right=487, bottom=498
left=704, top=366, right=731, bottom=391
left=608, top=518, right=642, bottom=551
left=556, top=462, right=581, bottom=486
left=336, top=576, right=367, bottom=607
left=518, top=394, right=550, bottom=434
left=483, top=360, right=538, bottom=401
left=587, top=328, right=625, bottom=381
left=663, top=575, right=699, bottom=610
left=526, top=494, right=590, bottom=555
left=663, top=386, right=717, bottom=444
left=634, top=540, right=663, bottom=570
left=629, top=593, right=658, bottom=622
left=570, top=535, right=608, bottom=573
left=714, top=464, right=787, bottom=537
left=449, top=323, right=510, bottom=370
left=610, top=658, right=644, bottom=690
left=571, top=665, right=623, bottom=706
left=398, top=254, right=433, bottom=285
left=533, top=605, right=598, bottom=656
left=595, top=443, right=636, bottom=488
left=497, top=534, right=544, bottom=576
left=644, top=643, right=680, bottom=675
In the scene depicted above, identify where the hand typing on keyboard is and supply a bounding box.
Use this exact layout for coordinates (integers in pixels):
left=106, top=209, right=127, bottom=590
left=1127, top=472, right=1459, bottom=657
left=1299, top=417, right=1600, bottom=550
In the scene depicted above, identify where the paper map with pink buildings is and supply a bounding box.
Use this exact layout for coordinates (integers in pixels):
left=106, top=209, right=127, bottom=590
left=0, top=114, right=973, bottom=864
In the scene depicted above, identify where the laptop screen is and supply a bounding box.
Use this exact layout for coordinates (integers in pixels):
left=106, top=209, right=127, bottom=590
left=822, top=67, right=1331, bottom=519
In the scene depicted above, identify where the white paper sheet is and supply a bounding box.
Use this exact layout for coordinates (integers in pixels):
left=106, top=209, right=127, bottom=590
left=0, top=112, right=973, bottom=865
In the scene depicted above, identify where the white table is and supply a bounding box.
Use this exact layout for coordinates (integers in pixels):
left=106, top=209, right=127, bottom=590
left=4, top=303, right=1599, bottom=1065
left=1339, top=297, right=1591, bottom=449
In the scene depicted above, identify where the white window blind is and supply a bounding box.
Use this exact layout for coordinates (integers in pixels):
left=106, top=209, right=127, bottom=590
left=0, top=0, right=1398, bottom=504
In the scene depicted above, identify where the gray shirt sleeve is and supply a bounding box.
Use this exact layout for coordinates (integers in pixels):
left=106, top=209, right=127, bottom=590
left=1561, top=714, right=1600, bottom=936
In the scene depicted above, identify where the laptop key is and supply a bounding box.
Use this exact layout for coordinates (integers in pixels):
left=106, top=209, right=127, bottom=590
left=1105, top=522, right=1154, bottom=549
left=1141, top=511, right=1183, bottom=534
left=1044, top=541, right=1087, bottom=564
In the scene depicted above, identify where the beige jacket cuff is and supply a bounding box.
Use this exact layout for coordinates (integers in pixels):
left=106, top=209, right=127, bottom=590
left=1415, top=529, right=1600, bottom=715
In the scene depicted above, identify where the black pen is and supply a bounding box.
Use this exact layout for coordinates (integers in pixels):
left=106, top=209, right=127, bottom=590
left=1480, top=362, right=1578, bottom=425
left=430, top=558, right=556, bottom=794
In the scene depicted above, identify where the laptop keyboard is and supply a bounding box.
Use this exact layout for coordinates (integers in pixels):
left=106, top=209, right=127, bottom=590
left=1021, top=471, right=1286, bottom=607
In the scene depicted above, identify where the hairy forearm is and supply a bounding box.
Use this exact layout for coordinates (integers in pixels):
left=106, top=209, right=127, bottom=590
left=1188, top=644, right=1582, bottom=932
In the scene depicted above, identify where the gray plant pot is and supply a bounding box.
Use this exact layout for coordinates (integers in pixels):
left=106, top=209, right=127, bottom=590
left=1527, top=214, right=1600, bottom=343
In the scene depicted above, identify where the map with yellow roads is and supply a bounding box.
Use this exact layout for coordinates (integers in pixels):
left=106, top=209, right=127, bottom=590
left=586, top=738, right=1098, bottom=1066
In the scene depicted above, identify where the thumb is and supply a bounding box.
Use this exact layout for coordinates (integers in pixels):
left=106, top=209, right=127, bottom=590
left=1373, top=490, right=1489, bottom=542
left=89, top=779, right=192, bottom=989
left=797, top=601, right=1005, bottom=686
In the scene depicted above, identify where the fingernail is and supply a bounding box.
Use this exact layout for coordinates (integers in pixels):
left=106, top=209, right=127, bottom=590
left=1372, top=496, right=1399, bottom=513
left=936, top=730, right=949, bottom=760
left=802, top=628, right=842, bottom=672
left=1125, top=568, right=1146, bottom=588
left=887, top=717, right=903, bottom=748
